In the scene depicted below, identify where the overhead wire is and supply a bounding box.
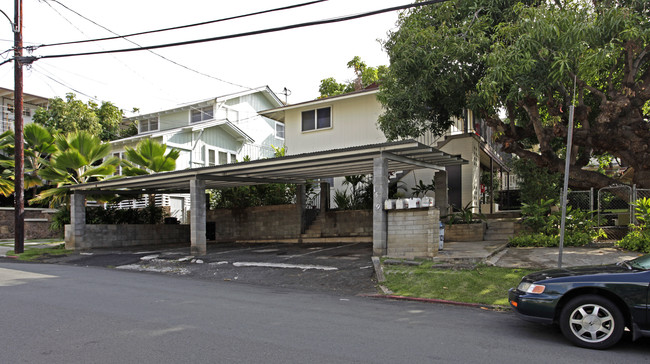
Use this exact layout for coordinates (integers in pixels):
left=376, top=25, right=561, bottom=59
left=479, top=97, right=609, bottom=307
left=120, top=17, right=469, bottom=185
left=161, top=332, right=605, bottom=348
left=45, top=0, right=254, bottom=90
left=36, top=0, right=329, bottom=49
left=34, top=0, right=446, bottom=60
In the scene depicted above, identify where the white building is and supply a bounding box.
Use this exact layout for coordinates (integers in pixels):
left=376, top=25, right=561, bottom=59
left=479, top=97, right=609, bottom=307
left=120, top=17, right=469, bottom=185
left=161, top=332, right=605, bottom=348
left=110, top=86, right=285, bottom=221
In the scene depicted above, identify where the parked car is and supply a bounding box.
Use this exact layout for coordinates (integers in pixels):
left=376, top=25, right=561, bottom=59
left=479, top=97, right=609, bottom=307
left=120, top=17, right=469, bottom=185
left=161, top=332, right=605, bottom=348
left=508, top=254, right=650, bottom=349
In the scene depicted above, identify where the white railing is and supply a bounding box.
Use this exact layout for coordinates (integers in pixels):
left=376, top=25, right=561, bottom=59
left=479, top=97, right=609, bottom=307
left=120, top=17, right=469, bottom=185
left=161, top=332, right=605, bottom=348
left=0, top=120, right=12, bottom=133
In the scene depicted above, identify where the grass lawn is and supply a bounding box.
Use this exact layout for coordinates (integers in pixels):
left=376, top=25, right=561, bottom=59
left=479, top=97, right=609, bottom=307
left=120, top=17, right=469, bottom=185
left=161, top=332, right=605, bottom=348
left=382, top=261, right=535, bottom=307
left=6, top=243, right=72, bottom=262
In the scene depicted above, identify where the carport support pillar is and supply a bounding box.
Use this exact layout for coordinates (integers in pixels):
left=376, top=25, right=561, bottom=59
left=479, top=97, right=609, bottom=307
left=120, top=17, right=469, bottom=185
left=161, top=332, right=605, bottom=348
left=319, top=182, right=329, bottom=211
left=373, top=156, right=388, bottom=256
left=66, top=192, right=86, bottom=250
left=435, top=170, right=449, bottom=215
left=297, top=184, right=307, bottom=236
left=190, top=178, right=206, bottom=256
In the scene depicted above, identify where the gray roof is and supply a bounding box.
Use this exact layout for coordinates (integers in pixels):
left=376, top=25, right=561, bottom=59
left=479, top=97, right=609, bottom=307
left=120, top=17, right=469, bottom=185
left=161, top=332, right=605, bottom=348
left=69, top=140, right=466, bottom=194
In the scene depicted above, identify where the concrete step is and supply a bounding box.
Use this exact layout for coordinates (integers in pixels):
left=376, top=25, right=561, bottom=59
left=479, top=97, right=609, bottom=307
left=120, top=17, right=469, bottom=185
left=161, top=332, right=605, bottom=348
left=483, top=233, right=513, bottom=241
left=301, top=236, right=372, bottom=243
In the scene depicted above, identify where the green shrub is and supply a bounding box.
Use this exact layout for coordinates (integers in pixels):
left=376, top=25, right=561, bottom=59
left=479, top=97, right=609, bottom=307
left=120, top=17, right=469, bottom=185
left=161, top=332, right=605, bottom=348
left=509, top=233, right=558, bottom=247
left=617, top=228, right=650, bottom=253
left=616, top=198, right=650, bottom=252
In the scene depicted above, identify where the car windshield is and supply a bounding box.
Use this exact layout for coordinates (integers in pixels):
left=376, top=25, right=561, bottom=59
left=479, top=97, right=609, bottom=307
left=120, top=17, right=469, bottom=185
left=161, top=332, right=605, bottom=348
left=627, top=254, right=650, bottom=270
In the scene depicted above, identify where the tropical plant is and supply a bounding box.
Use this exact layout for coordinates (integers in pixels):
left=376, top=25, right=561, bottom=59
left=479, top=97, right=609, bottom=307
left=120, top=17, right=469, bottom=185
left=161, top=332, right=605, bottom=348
left=0, top=124, right=57, bottom=198
left=444, top=202, right=486, bottom=225
left=617, top=198, right=650, bottom=252
left=31, top=131, right=118, bottom=206
left=121, top=138, right=180, bottom=176
left=411, top=178, right=435, bottom=198
left=120, top=138, right=180, bottom=222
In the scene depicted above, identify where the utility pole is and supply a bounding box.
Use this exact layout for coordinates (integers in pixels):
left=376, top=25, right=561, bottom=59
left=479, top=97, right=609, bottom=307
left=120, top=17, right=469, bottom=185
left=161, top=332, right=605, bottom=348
left=14, top=0, right=24, bottom=254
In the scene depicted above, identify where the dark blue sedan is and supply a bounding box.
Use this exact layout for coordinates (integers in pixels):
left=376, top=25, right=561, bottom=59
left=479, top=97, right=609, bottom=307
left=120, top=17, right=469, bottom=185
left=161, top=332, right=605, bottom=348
left=509, top=254, right=650, bottom=349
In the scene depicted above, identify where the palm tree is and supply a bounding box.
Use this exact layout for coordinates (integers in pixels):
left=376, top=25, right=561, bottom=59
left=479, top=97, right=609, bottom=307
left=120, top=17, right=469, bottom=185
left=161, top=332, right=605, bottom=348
left=32, top=130, right=118, bottom=206
left=0, top=124, right=57, bottom=198
left=121, top=138, right=180, bottom=176
left=121, top=139, right=180, bottom=222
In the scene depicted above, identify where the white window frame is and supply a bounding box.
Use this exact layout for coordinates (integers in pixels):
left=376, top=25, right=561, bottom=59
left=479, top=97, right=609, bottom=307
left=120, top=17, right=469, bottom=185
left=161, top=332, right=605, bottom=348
left=138, top=117, right=159, bottom=133
left=275, top=122, right=285, bottom=139
left=301, top=106, right=332, bottom=132
left=190, top=106, right=214, bottom=123
left=205, top=147, right=236, bottom=166
left=111, top=151, right=124, bottom=176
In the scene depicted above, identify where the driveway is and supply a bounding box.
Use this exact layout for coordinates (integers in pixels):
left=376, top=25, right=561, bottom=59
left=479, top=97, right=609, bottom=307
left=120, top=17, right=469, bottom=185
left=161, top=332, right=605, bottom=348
left=35, top=242, right=378, bottom=296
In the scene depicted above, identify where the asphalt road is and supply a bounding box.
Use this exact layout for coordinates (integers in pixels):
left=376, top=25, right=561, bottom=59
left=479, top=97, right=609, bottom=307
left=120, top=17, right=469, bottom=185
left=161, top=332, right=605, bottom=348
left=2, top=262, right=650, bottom=363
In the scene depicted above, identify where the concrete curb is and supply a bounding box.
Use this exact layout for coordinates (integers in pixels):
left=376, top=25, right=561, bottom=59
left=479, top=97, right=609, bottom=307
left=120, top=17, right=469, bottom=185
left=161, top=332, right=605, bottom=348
left=361, top=293, right=509, bottom=310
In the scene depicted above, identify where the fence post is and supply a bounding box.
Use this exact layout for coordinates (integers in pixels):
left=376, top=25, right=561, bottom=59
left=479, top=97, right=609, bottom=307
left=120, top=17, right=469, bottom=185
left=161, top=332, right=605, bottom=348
left=590, top=187, right=594, bottom=219
left=632, top=184, right=637, bottom=225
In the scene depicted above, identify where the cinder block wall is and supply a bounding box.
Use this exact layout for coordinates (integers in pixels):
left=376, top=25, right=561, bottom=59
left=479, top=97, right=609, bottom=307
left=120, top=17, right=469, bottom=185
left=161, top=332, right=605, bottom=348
left=320, top=210, right=372, bottom=237
left=387, top=207, right=440, bottom=259
left=0, top=207, right=59, bottom=239
left=64, top=224, right=190, bottom=250
left=207, top=205, right=301, bottom=242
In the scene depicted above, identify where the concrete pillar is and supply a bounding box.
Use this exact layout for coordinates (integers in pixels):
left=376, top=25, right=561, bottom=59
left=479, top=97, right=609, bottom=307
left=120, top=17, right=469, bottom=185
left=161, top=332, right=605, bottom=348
left=373, top=156, right=388, bottom=256
left=435, top=170, right=449, bottom=215
left=66, top=192, right=86, bottom=250
left=190, top=178, right=206, bottom=255
left=297, top=184, right=306, bottom=235
left=319, top=182, right=329, bottom=211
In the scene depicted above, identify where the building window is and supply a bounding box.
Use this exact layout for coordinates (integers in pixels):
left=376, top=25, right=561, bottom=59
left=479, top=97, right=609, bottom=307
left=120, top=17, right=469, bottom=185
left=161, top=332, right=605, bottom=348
left=301, top=107, right=331, bottom=132
left=206, top=148, right=236, bottom=166
left=275, top=122, right=285, bottom=139
left=208, top=149, right=216, bottom=166
left=191, top=106, right=214, bottom=123
left=112, top=152, right=123, bottom=175
left=139, top=117, right=159, bottom=133
left=219, top=151, right=228, bottom=165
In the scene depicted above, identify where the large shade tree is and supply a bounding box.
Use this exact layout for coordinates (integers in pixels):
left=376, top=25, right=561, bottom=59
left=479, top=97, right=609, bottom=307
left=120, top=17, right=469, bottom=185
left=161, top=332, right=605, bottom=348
left=378, top=0, right=650, bottom=189
left=33, top=93, right=128, bottom=141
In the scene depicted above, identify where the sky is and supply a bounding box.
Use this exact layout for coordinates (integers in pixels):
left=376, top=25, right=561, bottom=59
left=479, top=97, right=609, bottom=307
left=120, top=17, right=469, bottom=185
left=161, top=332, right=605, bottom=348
left=0, top=0, right=407, bottom=116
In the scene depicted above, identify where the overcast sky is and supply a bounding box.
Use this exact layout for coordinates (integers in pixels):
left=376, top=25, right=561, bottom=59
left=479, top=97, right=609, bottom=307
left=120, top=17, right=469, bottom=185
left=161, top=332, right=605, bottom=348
left=0, top=0, right=406, bottom=116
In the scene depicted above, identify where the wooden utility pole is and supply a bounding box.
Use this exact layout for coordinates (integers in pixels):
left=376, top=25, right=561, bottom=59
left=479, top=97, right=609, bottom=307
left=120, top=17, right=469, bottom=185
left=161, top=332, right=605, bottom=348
left=14, top=0, right=24, bottom=254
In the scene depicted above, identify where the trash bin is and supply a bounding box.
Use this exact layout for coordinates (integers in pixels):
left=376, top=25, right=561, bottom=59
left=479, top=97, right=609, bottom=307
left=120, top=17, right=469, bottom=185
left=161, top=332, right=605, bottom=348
left=438, top=221, right=445, bottom=251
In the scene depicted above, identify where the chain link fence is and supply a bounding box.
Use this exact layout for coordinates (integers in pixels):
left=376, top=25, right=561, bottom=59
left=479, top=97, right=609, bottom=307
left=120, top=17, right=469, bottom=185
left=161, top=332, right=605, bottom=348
left=565, top=185, right=650, bottom=240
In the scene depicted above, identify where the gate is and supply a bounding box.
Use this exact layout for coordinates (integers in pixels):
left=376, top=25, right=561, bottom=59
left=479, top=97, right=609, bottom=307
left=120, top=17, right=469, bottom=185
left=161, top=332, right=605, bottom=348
left=597, top=185, right=632, bottom=239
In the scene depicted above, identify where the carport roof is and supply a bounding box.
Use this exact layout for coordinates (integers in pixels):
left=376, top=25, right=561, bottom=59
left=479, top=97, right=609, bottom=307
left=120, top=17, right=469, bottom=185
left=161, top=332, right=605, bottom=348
left=68, top=140, right=467, bottom=194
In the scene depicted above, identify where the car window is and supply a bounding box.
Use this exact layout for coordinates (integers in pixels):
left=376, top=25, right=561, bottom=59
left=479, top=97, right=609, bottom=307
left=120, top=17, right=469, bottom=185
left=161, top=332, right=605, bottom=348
left=629, top=254, right=650, bottom=269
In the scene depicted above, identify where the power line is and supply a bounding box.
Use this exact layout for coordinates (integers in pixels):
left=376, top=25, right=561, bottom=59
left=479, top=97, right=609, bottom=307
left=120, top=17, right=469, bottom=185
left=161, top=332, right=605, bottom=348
left=44, top=0, right=253, bottom=90
left=36, top=0, right=329, bottom=49
left=35, top=0, right=446, bottom=61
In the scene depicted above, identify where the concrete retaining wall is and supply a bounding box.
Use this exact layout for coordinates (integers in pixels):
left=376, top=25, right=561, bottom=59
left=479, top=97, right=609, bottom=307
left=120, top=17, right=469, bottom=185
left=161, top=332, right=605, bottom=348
left=64, top=224, right=190, bottom=250
left=0, top=207, right=59, bottom=239
left=207, top=204, right=301, bottom=242
left=387, top=207, right=440, bottom=259
left=320, top=210, right=373, bottom=237
left=444, top=222, right=486, bottom=242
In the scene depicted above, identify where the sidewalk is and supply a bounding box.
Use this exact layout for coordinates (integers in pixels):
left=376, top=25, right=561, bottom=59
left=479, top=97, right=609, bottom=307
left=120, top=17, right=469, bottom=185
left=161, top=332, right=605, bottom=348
left=436, top=240, right=641, bottom=269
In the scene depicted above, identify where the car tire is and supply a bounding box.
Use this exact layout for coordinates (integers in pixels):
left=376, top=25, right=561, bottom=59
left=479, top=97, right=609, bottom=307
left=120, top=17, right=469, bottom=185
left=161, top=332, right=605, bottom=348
left=559, top=295, right=624, bottom=349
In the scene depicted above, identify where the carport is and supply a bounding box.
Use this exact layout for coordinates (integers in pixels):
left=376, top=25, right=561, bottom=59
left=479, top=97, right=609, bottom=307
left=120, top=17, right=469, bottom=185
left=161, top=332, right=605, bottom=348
left=66, top=140, right=466, bottom=256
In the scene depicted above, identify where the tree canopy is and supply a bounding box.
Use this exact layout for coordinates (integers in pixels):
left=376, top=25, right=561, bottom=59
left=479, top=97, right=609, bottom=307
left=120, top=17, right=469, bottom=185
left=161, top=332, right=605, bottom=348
left=378, top=0, right=650, bottom=189
left=32, top=93, right=126, bottom=141
left=318, top=56, right=387, bottom=98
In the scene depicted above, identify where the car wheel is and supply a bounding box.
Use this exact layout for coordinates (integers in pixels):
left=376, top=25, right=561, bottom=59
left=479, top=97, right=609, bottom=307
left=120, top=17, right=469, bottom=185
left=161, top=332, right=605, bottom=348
left=559, top=295, right=624, bottom=349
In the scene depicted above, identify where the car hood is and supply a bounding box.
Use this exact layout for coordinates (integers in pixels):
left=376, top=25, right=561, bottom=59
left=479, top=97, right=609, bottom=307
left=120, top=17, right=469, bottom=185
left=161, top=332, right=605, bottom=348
left=524, top=264, right=633, bottom=282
